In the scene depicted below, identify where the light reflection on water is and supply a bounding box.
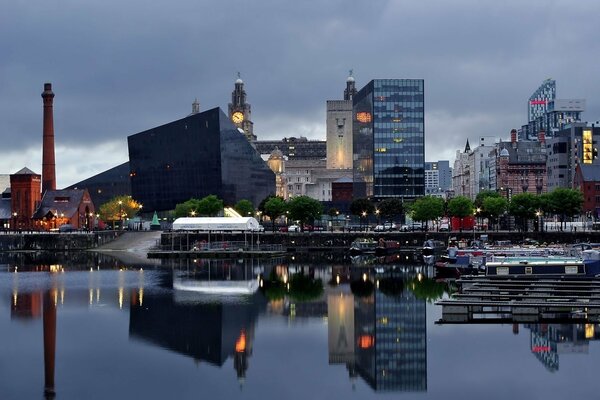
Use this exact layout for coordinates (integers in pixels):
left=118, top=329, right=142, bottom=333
left=0, top=252, right=597, bottom=400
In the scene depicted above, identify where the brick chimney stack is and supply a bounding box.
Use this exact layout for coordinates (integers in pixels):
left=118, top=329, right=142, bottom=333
left=538, top=130, right=546, bottom=144
left=41, top=83, right=56, bottom=194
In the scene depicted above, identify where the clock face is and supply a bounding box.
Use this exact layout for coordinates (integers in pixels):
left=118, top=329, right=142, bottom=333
left=232, top=111, right=244, bottom=124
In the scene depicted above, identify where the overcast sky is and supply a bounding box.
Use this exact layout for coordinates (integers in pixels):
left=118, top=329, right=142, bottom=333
left=2, top=0, right=600, bottom=188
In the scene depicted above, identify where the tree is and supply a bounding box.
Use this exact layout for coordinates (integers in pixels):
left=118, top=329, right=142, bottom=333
left=474, top=190, right=501, bottom=220
left=474, top=190, right=501, bottom=209
left=483, top=196, right=508, bottom=231
left=350, top=198, right=375, bottom=226
left=196, top=195, right=223, bottom=216
left=410, top=196, right=444, bottom=230
left=377, top=198, right=403, bottom=222
left=547, top=188, right=584, bottom=229
left=174, top=198, right=202, bottom=218
left=264, top=197, right=287, bottom=231
left=287, top=196, right=323, bottom=228
left=234, top=199, right=255, bottom=218
left=99, top=195, right=142, bottom=228
left=447, top=196, right=474, bottom=230
left=508, top=193, right=539, bottom=231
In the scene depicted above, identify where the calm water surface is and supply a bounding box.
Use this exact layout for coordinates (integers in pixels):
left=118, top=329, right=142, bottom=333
left=0, top=252, right=598, bottom=400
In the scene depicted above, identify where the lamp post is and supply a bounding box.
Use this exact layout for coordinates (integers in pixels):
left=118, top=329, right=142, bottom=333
left=361, top=211, right=367, bottom=231
left=12, top=212, right=17, bottom=232
left=118, top=200, right=123, bottom=230
left=138, top=204, right=143, bottom=230
left=375, top=209, right=380, bottom=225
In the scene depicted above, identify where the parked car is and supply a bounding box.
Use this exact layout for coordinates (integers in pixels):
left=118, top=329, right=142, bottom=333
left=58, top=224, right=75, bottom=233
left=383, top=222, right=397, bottom=231
left=288, top=224, right=301, bottom=232
left=374, top=224, right=386, bottom=232
left=279, top=226, right=288, bottom=232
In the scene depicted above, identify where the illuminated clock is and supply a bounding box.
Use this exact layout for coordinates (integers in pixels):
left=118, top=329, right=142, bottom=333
left=232, top=111, right=244, bottom=124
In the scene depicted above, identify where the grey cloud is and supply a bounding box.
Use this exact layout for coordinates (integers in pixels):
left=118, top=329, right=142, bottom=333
left=1, top=0, right=600, bottom=183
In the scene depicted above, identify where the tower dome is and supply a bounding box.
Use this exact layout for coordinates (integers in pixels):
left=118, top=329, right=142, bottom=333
left=499, top=148, right=509, bottom=157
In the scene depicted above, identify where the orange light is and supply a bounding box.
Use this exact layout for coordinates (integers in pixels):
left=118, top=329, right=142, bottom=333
left=356, top=112, right=372, bottom=123
left=359, top=334, right=374, bottom=349
left=235, top=331, right=247, bottom=353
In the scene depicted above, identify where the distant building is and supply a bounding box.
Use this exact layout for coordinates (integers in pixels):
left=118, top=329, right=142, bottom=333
left=326, top=72, right=356, bottom=169
left=546, top=124, right=600, bottom=191
left=10, top=167, right=41, bottom=230
left=468, top=136, right=497, bottom=197
left=228, top=74, right=255, bottom=142
left=493, top=131, right=547, bottom=198
left=522, top=79, right=585, bottom=140
left=32, top=189, right=95, bottom=230
left=452, top=140, right=472, bottom=198
left=424, top=161, right=451, bottom=197
left=255, top=137, right=326, bottom=160
left=128, top=107, right=275, bottom=212
left=353, top=79, right=425, bottom=200
left=574, top=164, right=600, bottom=217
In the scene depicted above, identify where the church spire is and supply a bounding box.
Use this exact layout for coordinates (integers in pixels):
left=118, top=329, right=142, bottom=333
left=464, top=138, right=471, bottom=153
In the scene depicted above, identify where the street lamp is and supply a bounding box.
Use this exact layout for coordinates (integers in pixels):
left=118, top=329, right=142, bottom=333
left=190, top=210, right=196, bottom=217
left=12, top=212, right=17, bottom=231
left=118, top=200, right=123, bottom=230
left=361, top=211, right=367, bottom=231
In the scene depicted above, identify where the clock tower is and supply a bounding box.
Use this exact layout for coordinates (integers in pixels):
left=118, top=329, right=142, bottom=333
left=228, top=73, right=256, bottom=142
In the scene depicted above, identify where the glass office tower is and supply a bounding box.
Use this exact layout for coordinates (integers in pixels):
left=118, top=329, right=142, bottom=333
left=353, top=79, right=425, bottom=200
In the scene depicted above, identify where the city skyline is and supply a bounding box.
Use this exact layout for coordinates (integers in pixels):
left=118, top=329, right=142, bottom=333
left=2, top=0, right=600, bottom=188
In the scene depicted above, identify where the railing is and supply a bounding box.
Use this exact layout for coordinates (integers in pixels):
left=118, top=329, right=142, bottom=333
left=156, top=239, right=283, bottom=252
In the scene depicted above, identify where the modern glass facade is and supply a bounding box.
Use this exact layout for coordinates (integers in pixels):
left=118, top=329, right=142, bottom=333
left=528, top=79, right=556, bottom=122
left=353, top=79, right=425, bottom=199
left=128, top=107, right=274, bottom=212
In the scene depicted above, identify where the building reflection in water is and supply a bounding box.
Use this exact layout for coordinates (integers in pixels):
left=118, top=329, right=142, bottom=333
left=523, top=323, right=600, bottom=372
left=129, top=260, right=267, bottom=384
left=327, top=267, right=428, bottom=392
left=8, top=256, right=149, bottom=399
left=11, top=288, right=58, bottom=399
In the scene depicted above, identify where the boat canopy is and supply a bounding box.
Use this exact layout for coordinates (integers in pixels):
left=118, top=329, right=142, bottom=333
left=172, top=217, right=260, bottom=231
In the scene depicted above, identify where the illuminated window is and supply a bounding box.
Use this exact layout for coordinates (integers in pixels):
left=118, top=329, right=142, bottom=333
left=356, top=112, right=372, bottom=123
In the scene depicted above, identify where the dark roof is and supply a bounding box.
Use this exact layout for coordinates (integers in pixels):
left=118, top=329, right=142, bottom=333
left=333, top=177, right=353, bottom=183
left=32, top=189, right=89, bottom=220
left=579, top=164, right=600, bottom=182
left=498, top=140, right=546, bottom=164
left=13, top=167, right=38, bottom=175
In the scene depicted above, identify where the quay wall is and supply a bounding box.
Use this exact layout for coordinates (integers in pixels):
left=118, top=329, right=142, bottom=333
left=159, top=230, right=600, bottom=252
left=0, top=231, right=123, bottom=251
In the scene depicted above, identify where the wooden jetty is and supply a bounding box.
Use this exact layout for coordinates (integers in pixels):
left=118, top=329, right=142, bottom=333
left=436, top=275, right=600, bottom=324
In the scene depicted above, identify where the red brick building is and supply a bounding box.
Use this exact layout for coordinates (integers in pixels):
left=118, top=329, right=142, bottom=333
left=10, top=167, right=41, bottom=230
left=574, top=164, right=600, bottom=217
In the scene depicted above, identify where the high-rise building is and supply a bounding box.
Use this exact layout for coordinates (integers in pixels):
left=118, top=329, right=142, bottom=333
left=353, top=79, right=425, bottom=200
left=326, top=72, right=356, bottom=169
left=528, top=78, right=556, bottom=123
left=523, top=79, right=585, bottom=139
left=228, top=73, right=256, bottom=142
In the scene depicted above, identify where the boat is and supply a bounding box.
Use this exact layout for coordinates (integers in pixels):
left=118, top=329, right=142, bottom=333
left=581, top=249, right=600, bottom=277
left=422, top=239, right=445, bottom=256
left=485, top=256, right=586, bottom=277
left=349, top=238, right=377, bottom=255
left=375, top=239, right=401, bottom=256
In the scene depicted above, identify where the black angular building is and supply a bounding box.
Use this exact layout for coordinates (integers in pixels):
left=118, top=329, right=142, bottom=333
left=66, top=162, right=131, bottom=208
left=127, top=107, right=275, bottom=212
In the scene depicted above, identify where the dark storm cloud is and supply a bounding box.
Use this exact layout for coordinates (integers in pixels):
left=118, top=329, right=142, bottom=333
left=1, top=0, right=600, bottom=185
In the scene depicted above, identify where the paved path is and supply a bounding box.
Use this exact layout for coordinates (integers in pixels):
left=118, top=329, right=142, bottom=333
left=94, top=231, right=163, bottom=266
